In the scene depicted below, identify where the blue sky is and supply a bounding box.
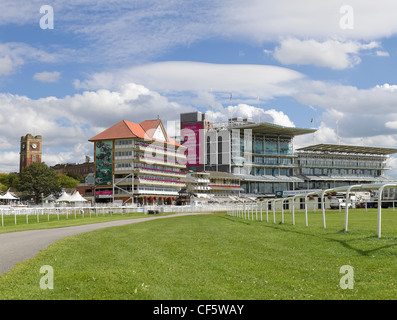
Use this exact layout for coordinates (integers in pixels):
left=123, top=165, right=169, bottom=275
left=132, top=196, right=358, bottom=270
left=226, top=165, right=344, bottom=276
left=1, top=0, right=397, bottom=173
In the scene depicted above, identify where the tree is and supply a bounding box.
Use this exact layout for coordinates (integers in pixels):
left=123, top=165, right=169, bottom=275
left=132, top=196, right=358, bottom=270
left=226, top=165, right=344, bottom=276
left=0, top=172, right=20, bottom=191
left=0, top=174, right=7, bottom=192
left=66, top=171, right=84, bottom=183
left=19, top=162, right=61, bottom=203
left=57, top=174, right=79, bottom=188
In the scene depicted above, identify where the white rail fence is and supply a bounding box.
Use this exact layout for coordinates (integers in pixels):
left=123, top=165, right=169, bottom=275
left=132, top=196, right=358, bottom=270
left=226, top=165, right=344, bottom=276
left=227, top=182, right=397, bottom=239
left=0, top=204, right=232, bottom=227
left=3, top=182, right=397, bottom=238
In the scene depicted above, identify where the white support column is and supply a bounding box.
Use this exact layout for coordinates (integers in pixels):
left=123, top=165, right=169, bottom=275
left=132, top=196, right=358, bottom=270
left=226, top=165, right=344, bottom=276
left=321, top=189, right=333, bottom=229
left=376, top=184, right=397, bottom=238
left=281, top=199, right=284, bottom=224
left=378, top=185, right=385, bottom=238
left=344, top=185, right=360, bottom=232
left=266, top=201, right=269, bottom=222
left=304, top=194, right=309, bottom=227
left=292, top=196, right=296, bottom=226
left=272, top=199, right=276, bottom=224
left=260, top=202, right=263, bottom=221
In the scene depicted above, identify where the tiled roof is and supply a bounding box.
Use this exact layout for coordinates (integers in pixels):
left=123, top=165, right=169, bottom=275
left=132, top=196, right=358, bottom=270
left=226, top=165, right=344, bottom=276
left=89, top=119, right=184, bottom=147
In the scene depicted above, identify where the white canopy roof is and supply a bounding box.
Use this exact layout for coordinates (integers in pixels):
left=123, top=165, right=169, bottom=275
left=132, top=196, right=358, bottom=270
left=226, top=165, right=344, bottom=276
left=56, top=191, right=88, bottom=202
left=68, top=191, right=88, bottom=202
left=0, top=191, right=18, bottom=200
left=56, top=192, right=72, bottom=202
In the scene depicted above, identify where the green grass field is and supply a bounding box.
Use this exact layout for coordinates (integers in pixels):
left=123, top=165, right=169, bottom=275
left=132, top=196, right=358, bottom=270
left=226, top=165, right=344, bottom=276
left=1, top=209, right=397, bottom=300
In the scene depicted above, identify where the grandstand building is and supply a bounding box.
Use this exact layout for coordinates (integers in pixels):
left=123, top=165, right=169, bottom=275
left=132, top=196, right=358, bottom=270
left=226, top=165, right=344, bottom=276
left=296, top=144, right=397, bottom=190
left=180, top=112, right=397, bottom=199
left=180, top=112, right=316, bottom=197
left=89, top=119, right=187, bottom=205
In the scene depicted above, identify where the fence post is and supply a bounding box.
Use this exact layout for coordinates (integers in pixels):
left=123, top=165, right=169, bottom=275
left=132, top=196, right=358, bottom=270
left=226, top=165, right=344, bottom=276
left=266, top=201, right=269, bottom=223
left=292, top=197, right=295, bottom=226
left=272, top=200, right=276, bottom=224
left=304, top=195, right=309, bottom=227
left=281, top=199, right=284, bottom=224
left=260, top=203, right=263, bottom=221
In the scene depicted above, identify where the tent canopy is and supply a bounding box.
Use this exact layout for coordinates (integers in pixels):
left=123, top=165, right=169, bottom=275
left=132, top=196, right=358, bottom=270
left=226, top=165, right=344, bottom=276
left=56, top=192, right=72, bottom=202
left=68, top=191, right=88, bottom=202
left=0, top=191, right=18, bottom=200
left=56, top=191, right=87, bottom=202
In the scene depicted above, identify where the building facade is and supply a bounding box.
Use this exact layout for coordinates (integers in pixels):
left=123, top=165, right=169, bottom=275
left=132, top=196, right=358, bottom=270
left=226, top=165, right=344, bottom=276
left=52, top=161, right=94, bottom=176
left=89, top=119, right=187, bottom=205
left=180, top=112, right=397, bottom=199
left=296, top=144, right=397, bottom=190
left=180, top=112, right=316, bottom=197
left=20, top=134, right=42, bottom=172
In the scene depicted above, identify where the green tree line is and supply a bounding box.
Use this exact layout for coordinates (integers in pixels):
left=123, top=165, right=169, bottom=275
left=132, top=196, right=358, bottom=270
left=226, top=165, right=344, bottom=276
left=0, top=162, right=81, bottom=203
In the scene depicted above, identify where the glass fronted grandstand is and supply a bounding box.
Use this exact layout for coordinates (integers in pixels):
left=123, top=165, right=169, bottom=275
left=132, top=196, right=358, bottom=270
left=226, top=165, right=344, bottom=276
left=296, top=144, right=397, bottom=190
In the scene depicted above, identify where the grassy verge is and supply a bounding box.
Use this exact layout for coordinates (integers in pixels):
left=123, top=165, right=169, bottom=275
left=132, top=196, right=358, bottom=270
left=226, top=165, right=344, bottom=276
left=0, top=211, right=148, bottom=234
left=2, top=210, right=397, bottom=299
left=0, top=209, right=201, bottom=234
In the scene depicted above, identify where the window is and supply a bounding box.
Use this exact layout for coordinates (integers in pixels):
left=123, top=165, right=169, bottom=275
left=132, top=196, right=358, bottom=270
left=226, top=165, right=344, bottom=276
left=253, top=140, right=263, bottom=154
left=265, top=141, right=278, bottom=155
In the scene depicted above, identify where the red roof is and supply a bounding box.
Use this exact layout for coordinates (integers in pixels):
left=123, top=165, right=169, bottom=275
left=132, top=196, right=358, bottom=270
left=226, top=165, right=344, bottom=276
left=89, top=119, right=184, bottom=148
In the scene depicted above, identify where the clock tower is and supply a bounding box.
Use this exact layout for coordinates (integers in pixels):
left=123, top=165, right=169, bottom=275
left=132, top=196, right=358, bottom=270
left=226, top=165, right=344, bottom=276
left=20, top=134, right=42, bottom=172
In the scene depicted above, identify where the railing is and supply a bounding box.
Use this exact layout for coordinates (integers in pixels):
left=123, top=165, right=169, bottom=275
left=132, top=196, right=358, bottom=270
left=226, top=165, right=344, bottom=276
left=0, top=204, right=233, bottom=227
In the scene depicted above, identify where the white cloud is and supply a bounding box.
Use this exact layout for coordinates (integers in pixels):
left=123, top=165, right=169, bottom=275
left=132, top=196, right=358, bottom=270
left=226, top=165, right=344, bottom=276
left=0, top=42, right=60, bottom=76
left=273, top=38, right=379, bottom=69
left=385, top=121, right=397, bottom=130
left=74, top=61, right=304, bottom=107
left=0, top=83, right=194, bottom=172
left=33, top=71, right=61, bottom=83
left=376, top=83, right=397, bottom=91
left=376, top=50, right=390, bottom=57
left=204, top=103, right=295, bottom=128
left=1, top=1, right=397, bottom=65
left=221, top=0, right=397, bottom=42
left=294, top=81, right=397, bottom=115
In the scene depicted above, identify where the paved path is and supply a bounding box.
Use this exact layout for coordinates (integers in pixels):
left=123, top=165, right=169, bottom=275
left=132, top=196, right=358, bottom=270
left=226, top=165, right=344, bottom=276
left=0, top=212, right=202, bottom=275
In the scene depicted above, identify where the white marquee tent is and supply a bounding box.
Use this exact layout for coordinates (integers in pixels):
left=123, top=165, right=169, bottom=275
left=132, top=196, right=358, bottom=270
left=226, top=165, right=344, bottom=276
left=0, top=190, right=19, bottom=200
left=56, top=191, right=87, bottom=202
left=56, top=192, right=72, bottom=202
left=68, top=191, right=88, bottom=202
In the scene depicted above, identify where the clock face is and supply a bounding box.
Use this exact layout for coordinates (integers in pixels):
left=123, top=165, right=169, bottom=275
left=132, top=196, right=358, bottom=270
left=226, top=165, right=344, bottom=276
left=31, top=143, right=38, bottom=149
